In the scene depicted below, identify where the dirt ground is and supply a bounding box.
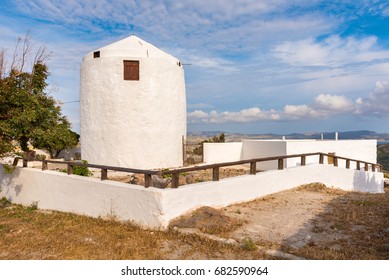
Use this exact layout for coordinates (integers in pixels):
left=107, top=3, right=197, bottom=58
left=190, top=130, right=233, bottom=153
left=171, top=183, right=389, bottom=259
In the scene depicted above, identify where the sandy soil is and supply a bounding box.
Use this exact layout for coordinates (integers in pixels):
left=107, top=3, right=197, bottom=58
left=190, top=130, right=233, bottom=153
left=170, top=182, right=389, bottom=259
left=222, top=185, right=348, bottom=250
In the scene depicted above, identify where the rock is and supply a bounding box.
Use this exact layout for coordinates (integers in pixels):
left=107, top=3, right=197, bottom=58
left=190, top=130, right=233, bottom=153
left=185, top=174, right=196, bottom=184
left=151, top=175, right=172, bottom=188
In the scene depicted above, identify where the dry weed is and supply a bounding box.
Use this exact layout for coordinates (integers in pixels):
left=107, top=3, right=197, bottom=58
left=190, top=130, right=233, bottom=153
left=292, top=186, right=389, bottom=259
left=169, top=206, right=243, bottom=235
left=0, top=202, right=265, bottom=260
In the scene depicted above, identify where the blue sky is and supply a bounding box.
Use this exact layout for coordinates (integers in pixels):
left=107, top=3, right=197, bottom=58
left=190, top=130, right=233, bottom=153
left=1, top=0, right=389, bottom=134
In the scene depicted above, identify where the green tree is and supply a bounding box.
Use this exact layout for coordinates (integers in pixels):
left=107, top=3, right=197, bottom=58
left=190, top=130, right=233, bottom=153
left=0, top=34, right=78, bottom=158
left=32, top=118, right=79, bottom=158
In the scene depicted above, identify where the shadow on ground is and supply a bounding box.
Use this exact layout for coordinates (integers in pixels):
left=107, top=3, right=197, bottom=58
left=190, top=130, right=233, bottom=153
left=170, top=183, right=389, bottom=260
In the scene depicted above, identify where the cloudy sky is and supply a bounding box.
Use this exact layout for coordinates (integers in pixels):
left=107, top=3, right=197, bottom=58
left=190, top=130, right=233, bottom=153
left=1, top=0, right=389, bottom=134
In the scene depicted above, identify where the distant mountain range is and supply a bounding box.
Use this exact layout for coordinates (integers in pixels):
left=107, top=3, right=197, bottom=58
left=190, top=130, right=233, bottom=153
left=188, top=130, right=389, bottom=142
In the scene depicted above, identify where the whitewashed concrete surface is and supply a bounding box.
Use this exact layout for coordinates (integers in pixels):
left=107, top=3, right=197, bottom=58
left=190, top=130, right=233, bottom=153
left=203, top=142, right=243, bottom=164
left=80, top=35, right=186, bottom=170
left=204, top=140, right=377, bottom=171
left=0, top=164, right=384, bottom=229
left=0, top=166, right=164, bottom=228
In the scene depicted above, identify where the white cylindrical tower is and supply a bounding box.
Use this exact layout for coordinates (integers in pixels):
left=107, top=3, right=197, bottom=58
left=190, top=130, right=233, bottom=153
left=80, top=35, right=187, bottom=169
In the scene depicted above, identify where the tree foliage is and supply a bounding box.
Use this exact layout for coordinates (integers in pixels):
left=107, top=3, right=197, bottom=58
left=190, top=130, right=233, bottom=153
left=377, top=144, right=389, bottom=171
left=0, top=33, right=78, bottom=158
left=32, top=118, right=80, bottom=158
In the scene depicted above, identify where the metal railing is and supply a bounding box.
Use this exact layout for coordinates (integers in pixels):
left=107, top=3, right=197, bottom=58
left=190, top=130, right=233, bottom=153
left=13, top=152, right=382, bottom=188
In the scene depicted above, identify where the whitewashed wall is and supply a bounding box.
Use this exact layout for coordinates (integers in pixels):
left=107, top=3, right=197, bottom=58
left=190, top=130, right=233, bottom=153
left=80, top=35, right=186, bottom=170
left=285, top=140, right=377, bottom=169
left=205, top=140, right=377, bottom=171
left=0, top=167, right=164, bottom=228
left=1, top=164, right=383, bottom=229
left=241, top=140, right=287, bottom=170
left=203, top=143, right=243, bottom=163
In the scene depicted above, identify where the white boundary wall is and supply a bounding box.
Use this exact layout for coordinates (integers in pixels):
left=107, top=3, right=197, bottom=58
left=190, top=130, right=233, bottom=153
left=241, top=140, right=287, bottom=170
left=204, top=140, right=377, bottom=171
left=285, top=140, right=377, bottom=169
left=203, top=143, right=243, bottom=163
left=1, top=164, right=383, bottom=229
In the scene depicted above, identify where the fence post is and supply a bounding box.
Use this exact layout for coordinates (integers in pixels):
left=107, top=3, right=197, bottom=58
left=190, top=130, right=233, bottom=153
left=356, top=161, right=360, bottom=170
left=364, top=163, right=369, bottom=172
left=212, top=167, right=220, bottom=181
left=250, top=162, right=256, bottom=175
left=23, top=159, right=28, bottom=167
left=333, top=156, right=338, bottom=167
left=42, top=161, right=48, bottom=170
left=67, top=164, right=73, bottom=175
left=372, top=164, right=377, bottom=172
left=12, top=158, right=19, bottom=167
left=319, top=154, right=324, bottom=164
left=346, top=159, right=350, bottom=169
left=171, top=173, right=179, bottom=188
left=278, top=158, right=284, bottom=170
left=300, top=155, right=306, bottom=166
left=144, top=174, right=152, bottom=188
left=101, top=169, right=108, bottom=180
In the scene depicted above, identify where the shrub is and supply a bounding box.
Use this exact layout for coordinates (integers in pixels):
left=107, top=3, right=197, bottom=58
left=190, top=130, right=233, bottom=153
left=73, top=160, right=92, bottom=177
left=35, top=154, right=47, bottom=161
left=57, top=160, right=92, bottom=177
left=0, top=197, right=11, bottom=209
left=2, top=164, right=15, bottom=174
left=241, top=237, right=257, bottom=251
left=27, top=201, right=38, bottom=212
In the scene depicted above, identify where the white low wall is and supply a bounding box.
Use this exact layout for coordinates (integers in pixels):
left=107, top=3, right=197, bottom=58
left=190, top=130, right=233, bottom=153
left=205, top=139, right=377, bottom=171
left=285, top=140, right=377, bottom=169
left=203, top=142, right=243, bottom=163
left=241, top=140, right=287, bottom=170
left=0, top=164, right=384, bottom=229
left=0, top=167, right=164, bottom=228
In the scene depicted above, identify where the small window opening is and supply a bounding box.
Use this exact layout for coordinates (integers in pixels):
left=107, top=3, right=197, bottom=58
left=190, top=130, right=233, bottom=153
left=93, top=51, right=100, bottom=58
left=123, top=60, right=139, bottom=80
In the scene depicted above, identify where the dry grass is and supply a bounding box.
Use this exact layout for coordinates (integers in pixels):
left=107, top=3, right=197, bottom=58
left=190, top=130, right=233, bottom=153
left=284, top=185, right=389, bottom=260
left=169, top=206, right=243, bottom=235
left=0, top=201, right=267, bottom=260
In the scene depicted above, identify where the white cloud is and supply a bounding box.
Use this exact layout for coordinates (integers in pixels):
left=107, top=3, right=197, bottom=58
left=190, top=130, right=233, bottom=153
left=283, top=104, right=324, bottom=119
left=187, top=107, right=280, bottom=124
left=188, top=94, right=355, bottom=123
left=274, top=35, right=389, bottom=67
left=313, top=94, right=354, bottom=112
left=187, top=110, right=209, bottom=119
left=187, top=81, right=389, bottom=124
left=355, top=81, right=389, bottom=116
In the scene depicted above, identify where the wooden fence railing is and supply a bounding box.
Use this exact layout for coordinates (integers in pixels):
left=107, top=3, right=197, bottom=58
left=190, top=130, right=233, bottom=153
left=12, top=152, right=382, bottom=189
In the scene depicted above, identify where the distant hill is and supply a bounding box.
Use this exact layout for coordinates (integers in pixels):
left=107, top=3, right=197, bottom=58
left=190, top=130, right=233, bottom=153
left=188, top=130, right=389, bottom=142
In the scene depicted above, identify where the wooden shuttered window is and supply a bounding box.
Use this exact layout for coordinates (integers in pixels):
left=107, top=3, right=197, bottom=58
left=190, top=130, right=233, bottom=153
left=123, top=60, right=139, bottom=80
